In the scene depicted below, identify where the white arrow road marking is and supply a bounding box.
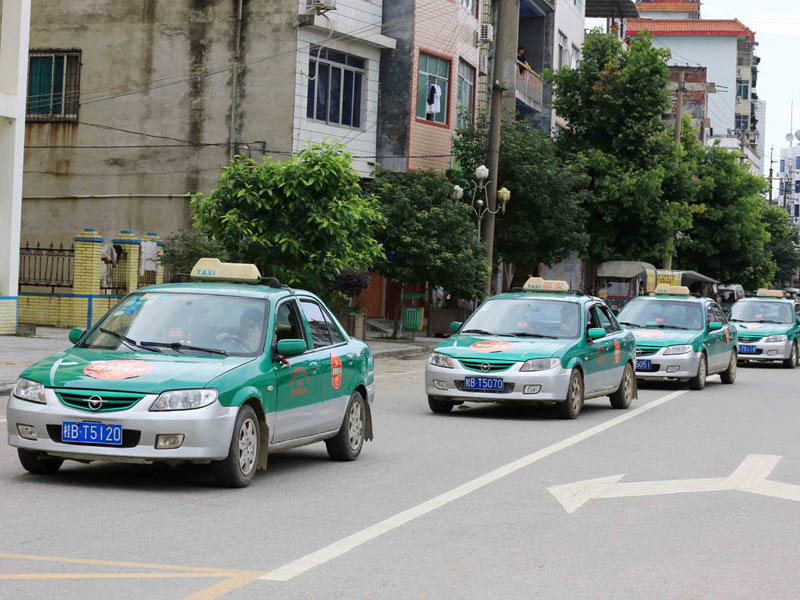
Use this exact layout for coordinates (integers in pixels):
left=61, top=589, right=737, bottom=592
left=548, top=454, right=798, bottom=513
left=260, top=390, right=687, bottom=582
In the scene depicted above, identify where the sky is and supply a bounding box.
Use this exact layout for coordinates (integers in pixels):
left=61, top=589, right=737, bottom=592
left=701, top=0, right=800, bottom=179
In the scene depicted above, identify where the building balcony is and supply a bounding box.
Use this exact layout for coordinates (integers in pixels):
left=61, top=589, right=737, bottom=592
left=516, top=62, right=543, bottom=112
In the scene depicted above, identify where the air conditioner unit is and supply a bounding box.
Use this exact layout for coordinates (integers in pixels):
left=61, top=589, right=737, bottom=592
left=306, top=0, right=336, bottom=14
left=477, top=23, right=494, bottom=44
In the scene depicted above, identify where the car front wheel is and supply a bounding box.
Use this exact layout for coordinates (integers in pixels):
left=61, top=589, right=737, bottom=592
left=558, top=369, right=584, bottom=419
left=783, top=342, right=798, bottom=369
left=609, top=362, right=635, bottom=409
left=212, top=404, right=260, bottom=488
left=18, top=449, right=63, bottom=474
left=689, top=354, right=707, bottom=390
left=326, top=391, right=366, bottom=461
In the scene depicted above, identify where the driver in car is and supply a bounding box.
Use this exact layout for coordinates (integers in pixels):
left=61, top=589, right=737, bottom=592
left=217, top=308, right=264, bottom=352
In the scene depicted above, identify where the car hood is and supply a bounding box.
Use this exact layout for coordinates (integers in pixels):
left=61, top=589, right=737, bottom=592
left=735, top=322, right=791, bottom=337
left=435, top=334, right=574, bottom=361
left=19, top=348, right=255, bottom=393
left=629, top=328, right=701, bottom=348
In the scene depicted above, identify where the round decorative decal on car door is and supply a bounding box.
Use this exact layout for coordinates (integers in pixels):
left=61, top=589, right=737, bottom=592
left=331, top=352, right=343, bottom=390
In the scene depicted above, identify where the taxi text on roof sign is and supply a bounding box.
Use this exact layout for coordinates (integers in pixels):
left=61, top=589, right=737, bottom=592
left=654, top=284, right=691, bottom=296
left=191, top=258, right=262, bottom=283
left=522, top=277, right=570, bottom=293
left=756, top=288, right=785, bottom=298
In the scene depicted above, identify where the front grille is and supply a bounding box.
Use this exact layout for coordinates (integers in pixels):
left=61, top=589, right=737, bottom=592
left=739, top=336, right=762, bottom=343
left=55, top=389, right=144, bottom=412
left=46, top=424, right=141, bottom=448
left=459, top=359, right=517, bottom=373
left=455, top=380, right=515, bottom=394
left=635, top=346, right=660, bottom=357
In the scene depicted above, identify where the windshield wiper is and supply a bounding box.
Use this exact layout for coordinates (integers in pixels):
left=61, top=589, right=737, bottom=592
left=751, top=320, right=787, bottom=324
left=646, top=324, right=692, bottom=330
left=100, top=328, right=161, bottom=353
left=139, top=340, right=228, bottom=356
left=461, top=329, right=493, bottom=335
left=501, top=332, right=559, bottom=339
left=618, top=321, right=641, bottom=328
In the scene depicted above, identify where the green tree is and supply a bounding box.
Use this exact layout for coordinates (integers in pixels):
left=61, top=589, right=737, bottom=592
left=190, top=142, right=384, bottom=296
left=452, top=116, right=589, bottom=285
left=676, top=141, right=773, bottom=288
left=761, top=204, right=800, bottom=286
left=549, top=31, right=697, bottom=267
left=161, top=228, right=230, bottom=279
left=367, top=169, right=488, bottom=333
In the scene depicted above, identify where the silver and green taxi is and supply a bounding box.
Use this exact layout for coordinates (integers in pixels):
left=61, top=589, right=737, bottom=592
left=616, top=285, right=738, bottom=389
left=425, top=278, right=637, bottom=419
left=729, top=289, right=800, bottom=368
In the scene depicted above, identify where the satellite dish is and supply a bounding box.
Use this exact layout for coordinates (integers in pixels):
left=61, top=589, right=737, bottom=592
left=787, top=133, right=795, bottom=142
left=795, top=130, right=800, bottom=142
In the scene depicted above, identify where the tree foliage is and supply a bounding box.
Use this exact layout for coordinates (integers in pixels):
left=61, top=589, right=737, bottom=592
left=452, top=116, right=590, bottom=276
left=367, top=168, right=488, bottom=300
left=190, top=143, right=384, bottom=296
left=549, top=31, right=697, bottom=266
left=762, top=204, right=800, bottom=286
left=161, top=228, right=230, bottom=277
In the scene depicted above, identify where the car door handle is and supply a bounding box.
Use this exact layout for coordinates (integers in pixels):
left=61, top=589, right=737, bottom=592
left=309, top=361, right=319, bottom=373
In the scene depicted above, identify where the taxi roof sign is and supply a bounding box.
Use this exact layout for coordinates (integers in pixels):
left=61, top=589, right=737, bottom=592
left=756, top=288, right=785, bottom=298
left=191, top=258, right=262, bottom=283
left=654, top=284, right=691, bottom=296
left=523, top=277, right=570, bottom=293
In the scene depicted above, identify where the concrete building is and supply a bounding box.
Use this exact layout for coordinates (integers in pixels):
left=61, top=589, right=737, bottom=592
left=19, top=0, right=395, bottom=247
left=664, top=66, right=714, bottom=144
left=779, top=145, right=800, bottom=225
left=0, top=0, right=31, bottom=334
left=551, top=0, right=586, bottom=135
left=634, top=0, right=699, bottom=20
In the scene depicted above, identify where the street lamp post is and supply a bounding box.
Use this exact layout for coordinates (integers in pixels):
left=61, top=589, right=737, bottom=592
left=452, top=165, right=511, bottom=295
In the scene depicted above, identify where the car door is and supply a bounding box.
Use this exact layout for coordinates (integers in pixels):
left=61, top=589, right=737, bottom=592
left=704, top=302, right=723, bottom=371
left=272, top=298, right=325, bottom=444
left=597, top=303, right=627, bottom=389
left=582, top=304, right=607, bottom=395
left=711, top=303, right=733, bottom=368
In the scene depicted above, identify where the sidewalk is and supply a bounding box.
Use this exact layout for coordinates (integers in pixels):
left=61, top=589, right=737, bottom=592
left=0, top=329, right=437, bottom=392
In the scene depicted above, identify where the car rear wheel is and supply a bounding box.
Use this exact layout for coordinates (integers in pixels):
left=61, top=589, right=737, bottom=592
left=18, top=449, right=63, bottom=474
left=783, top=342, right=798, bottom=369
left=689, top=354, right=707, bottom=390
left=326, top=391, right=366, bottom=461
left=212, top=404, right=259, bottom=488
left=609, top=363, right=635, bottom=409
left=558, top=369, right=584, bottom=419
left=428, top=395, right=455, bottom=414
left=721, top=350, right=737, bottom=384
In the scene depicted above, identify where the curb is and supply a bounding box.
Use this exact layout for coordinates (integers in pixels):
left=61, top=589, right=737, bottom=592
left=371, top=346, right=427, bottom=360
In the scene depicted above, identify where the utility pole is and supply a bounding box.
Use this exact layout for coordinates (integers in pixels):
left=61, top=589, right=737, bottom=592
left=768, top=146, right=774, bottom=204
left=483, top=0, right=519, bottom=299
left=674, top=69, right=685, bottom=143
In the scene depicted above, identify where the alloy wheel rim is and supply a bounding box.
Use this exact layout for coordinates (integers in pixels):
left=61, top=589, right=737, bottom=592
left=571, top=376, right=581, bottom=410
left=624, top=367, right=633, bottom=401
left=238, top=418, right=258, bottom=476
left=348, top=400, right=364, bottom=451
left=700, top=358, right=706, bottom=383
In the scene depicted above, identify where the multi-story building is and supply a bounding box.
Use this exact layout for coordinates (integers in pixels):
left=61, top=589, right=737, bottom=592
left=779, top=145, right=800, bottom=224
left=19, top=0, right=396, bottom=246
left=663, top=66, right=714, bottom=144
left=634, top=0, right=699, bottom=20
left=551, top=0, right=586, bottom=135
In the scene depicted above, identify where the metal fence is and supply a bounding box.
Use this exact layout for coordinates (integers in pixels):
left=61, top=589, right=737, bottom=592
left=19, top=243, right=74, bottom=291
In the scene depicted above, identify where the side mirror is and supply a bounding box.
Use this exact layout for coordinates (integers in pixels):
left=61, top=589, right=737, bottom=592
left=796, top=315, right=800, bottom=324
left=276, top=339, right=307, bottom=357
left=69, top=327, right=85, bottom=344
left=449, top=321, right=462, bottom=333
left=588, top=327, right=606, bottom=340
left=709, top=321, right=723, bottom=331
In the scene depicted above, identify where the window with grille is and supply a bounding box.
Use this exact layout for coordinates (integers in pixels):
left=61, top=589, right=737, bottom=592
left=781, top=160, right=786, bottom=172
left=456, top=59, right=475, bottom=130
left=558, top=32, right=569, bottom=70
left=795, top=181, right=800, bottom=194
left=735, top=114, right=749, bottom=131
left=417, top=52, right=450, bottom=124
left=461, top=0, right=478, bottom=17
left=26, top=50, right=81, bottom=120
left=571, top=45, right=580, bottom=69
left=306, top=46, right=365, bottom=128
left=796, top=156, right=800, bottom=169
left=736, top=79, right=749, bottom=101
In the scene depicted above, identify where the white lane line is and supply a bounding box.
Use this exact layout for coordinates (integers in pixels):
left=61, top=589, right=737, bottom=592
left=260, top=389, right=687, bottom=581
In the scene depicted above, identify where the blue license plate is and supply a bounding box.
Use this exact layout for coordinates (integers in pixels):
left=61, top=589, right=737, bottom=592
left=738, top=344, right=756, bottom=354
left=635, top=359, right=652, bottom=371
left=464, top=376, right=504, bottom=391
left=61, top=421, right=123, bottom=446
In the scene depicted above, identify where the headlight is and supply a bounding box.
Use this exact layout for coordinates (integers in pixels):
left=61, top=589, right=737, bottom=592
left=150, top=389, right=218, bottom=411
left=429, top=353, right=454, bottom=368
left=12, top=378, right=46, bottom=404
left=764, top=334, right=788, bottom=343
left=664, top=345, right=692, bottom=355
left=520, top=357, right=560, bottom=372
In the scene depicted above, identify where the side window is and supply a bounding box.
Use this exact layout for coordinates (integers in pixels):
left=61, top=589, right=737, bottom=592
left=323, top=309, right=345, bottom=345
left=599, top=305, right=620, bottom=332
left=593, top=306, right=613, bottom=332
left=300, top=300, right=333, bottom=348
left=711, top=304, right=726, bottom=324
left=705, top=305, right=715, bottom=327
left=274, top=301, right=305, bottom=344
left=586, top=306, right=601, bottom=332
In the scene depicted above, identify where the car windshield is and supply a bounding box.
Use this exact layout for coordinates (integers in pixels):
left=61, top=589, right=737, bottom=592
left=461, top=298, right=581, bottom=339
left=730, top=301, right=793, bottom=324
left=80, top=292, right=268, bottom=356
left=617, top=299, right=703, bottom=330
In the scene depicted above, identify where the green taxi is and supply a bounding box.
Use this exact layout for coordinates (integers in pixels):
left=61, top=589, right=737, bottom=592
left=425, top=278, right=637, bottom=419
left=729, top=288, right=800, bottom=368
left=615, top=285, right=738, bottom=389
left=7, top=259, right=375, bottom=487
